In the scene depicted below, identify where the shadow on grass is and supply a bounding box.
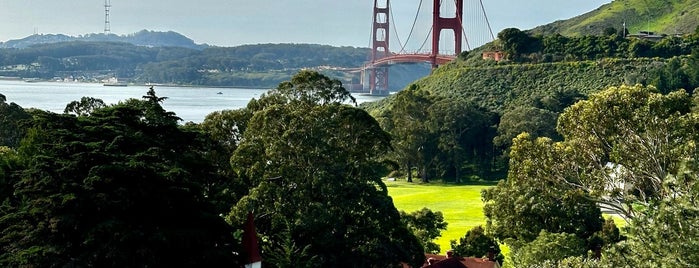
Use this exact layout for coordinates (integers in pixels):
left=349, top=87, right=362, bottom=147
left=384, top=178, right=500, bottom=188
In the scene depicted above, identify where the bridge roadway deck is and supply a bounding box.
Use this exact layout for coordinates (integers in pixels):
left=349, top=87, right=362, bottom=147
left=365, top=53, right=456, bottom=69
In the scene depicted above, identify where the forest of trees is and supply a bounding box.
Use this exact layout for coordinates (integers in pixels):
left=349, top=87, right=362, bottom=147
left=4, top=26, right=699, bottom=267
left=0, top=71, right=431, bottom=267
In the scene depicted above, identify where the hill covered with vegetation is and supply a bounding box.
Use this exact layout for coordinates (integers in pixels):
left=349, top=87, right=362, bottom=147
left=0, top=39, right=429, bottom=89
left=359, top=6, right=699, bottom=263
left=530, top=0, right=699, bottom=36
left=0, top=41, right=371, bottom=88
left=0, top=30, right=205, bottom=50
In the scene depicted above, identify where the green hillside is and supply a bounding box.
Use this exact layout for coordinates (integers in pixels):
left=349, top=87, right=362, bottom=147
left=530, top=0, right=699, bottom=36
left=364, top=57, right=670, bottom=116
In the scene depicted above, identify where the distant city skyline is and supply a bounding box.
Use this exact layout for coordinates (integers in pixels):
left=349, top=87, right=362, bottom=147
left=0, top=1, right=610, bottom=49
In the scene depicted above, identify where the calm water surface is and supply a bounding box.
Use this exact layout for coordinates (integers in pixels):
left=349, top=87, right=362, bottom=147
left=0, top=81, right=384, bottom=123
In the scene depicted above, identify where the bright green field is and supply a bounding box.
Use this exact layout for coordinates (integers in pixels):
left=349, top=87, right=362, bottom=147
left=386, top=180, right=627, bottom=255
left=386, top=180, right=493, bottom=254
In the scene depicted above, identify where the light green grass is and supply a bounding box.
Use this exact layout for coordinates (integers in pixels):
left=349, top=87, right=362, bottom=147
left=387, top=179, right=627, bottom=256
left=386, top=180, right=492, bottom=254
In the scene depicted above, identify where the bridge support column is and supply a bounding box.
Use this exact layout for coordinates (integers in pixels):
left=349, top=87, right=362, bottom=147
left=431, top=0, right=463, bottom=68
left=370, top=0, right=390, bottom=95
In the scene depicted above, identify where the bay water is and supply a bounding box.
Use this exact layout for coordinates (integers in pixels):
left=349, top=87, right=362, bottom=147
left=0, top=80, right=385, bottom=123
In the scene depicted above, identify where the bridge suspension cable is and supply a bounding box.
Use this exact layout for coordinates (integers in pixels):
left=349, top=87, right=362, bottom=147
left=389, top=0, right=425, bottom=54
left=480, top=0, right=496, bottom=41
left=454, top=0, right=472, bottom=51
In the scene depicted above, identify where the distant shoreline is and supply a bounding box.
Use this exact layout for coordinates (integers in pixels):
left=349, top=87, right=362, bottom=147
left=0, top=77, right=271, bottom=90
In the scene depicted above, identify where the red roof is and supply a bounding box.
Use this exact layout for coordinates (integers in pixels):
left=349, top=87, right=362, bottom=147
left=403, top=253, right=500, bottom=268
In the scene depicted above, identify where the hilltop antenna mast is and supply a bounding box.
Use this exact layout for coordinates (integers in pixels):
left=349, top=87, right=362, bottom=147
left=104, top=0, right=111, bottom=34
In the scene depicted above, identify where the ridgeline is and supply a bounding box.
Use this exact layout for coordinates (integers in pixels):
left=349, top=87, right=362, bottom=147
left=530, top=0, right=699, bottom=36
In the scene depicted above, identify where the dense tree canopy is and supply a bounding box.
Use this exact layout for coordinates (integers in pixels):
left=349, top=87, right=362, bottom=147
left=483, top=133, right=604, bottom=243
left=0, top=94, right=31, bottom=148
left=484, top=84, right=699, bottom=266
left=227, top=70, right=424, bottom=268
left=0, top=91, right=239, bottom=267
left=377, top=85, right=499, bottom=183
left=401, top=208, right=448, bottom=253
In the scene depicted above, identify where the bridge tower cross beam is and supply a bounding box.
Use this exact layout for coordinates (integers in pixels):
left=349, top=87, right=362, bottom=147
left=431, top=0, right=463, bottom=68
left=370, top=0, right=390, bottom=95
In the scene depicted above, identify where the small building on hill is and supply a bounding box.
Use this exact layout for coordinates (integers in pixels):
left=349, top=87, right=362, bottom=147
left=482, top=51, right=505, bottom=62
left=627, top=31, right=667, bottom=41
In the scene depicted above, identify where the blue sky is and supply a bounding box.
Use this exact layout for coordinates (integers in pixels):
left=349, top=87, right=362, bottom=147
left=0, top=0, right=611, bottom=48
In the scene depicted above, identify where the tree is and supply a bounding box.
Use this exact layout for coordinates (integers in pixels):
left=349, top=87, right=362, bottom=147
left=600, top=160, right=699, bottom=267
left=389, top=85, right=433, bottom=182
left=198, top=108, right=256, bottom=213
left=0, top=92, right=238, bottom=267
left=228, top=71, right=424, bottom=268
left=0, top=94, right=31, bottom=148
left=63, top=96, right=107, bottom=116
left=427, top=97, right=497, bottom=181
left=401, top=208, right=448, bottom=253
left=603, top=27, right=617, bottom=36
left=450, top=226, right=503, bottom=263
left=483, top=133, right=604, bottom=243
left=492, top=84, right=699, bottom=266
left=557, top=85, right=697, bottom=219
left=509, top=231, right=587, bottom=268
left=497, top=28, right=541, bottom=61
left=493, top=106, right=559, bottom=153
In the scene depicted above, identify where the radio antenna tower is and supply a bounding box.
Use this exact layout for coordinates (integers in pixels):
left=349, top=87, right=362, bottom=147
left=104, top=0, right=111, bottom=34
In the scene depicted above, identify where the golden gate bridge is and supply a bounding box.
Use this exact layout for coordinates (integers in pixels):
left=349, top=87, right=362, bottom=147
left=354, top=0, right=496, bottom=95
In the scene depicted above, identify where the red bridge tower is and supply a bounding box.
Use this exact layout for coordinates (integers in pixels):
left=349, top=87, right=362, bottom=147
left=368, top=0, right=464, bottom=95
left=370, top=0, right=391, bottom=96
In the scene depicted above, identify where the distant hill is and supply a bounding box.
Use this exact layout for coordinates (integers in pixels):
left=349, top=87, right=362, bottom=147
left=529, top=0, right=699, bottom=36
left=0, top=30, right=205, bottom=50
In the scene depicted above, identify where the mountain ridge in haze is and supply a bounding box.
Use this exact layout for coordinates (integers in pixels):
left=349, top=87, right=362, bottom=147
left=0, top=30, right=205, bottom=50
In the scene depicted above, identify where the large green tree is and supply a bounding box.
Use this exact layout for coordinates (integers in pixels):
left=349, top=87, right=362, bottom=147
left=557, top=84, right=697, bottom=219
left=450, top=226, right=503, bottom=263
left=427, top=97, right=497, bottom=181
left=483, top=133, right=604, bottom=243
left=0, top=91, right=238, bottom=267
left=388, top=85, right=433, bottom=182
left=228, top=70, right=424, bottom=268
left=401, top=208, right=448, bottom=254
left=0, top=94, right=31, bottom=148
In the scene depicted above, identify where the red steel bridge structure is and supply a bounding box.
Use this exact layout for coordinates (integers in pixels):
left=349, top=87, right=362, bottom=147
left=362, top=0, right=494, bottom=95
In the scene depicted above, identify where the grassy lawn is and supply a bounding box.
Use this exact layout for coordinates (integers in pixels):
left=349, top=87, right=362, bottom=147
left=385, top=180, right=493, bottom=254
left=386, top=179, right=628, bottom=255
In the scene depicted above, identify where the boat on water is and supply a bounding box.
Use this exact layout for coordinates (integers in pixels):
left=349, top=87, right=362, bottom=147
left=103, top=77, right=127, bottom=87
left=103, top=82, right=128, bottom=87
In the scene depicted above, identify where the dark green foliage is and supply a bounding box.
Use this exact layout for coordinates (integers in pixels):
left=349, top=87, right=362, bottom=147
left=386, top=86, right=433, bottom=182
left=375, top=85, right=499, bottom=182
left=450, top=226, right=503, bottom=263
left=63, top=96, right=107, bottom=116
left=493, top=106, right=559, bottom=152
left=495, top=28, right=699, bottom=63
left=228, top=71, right=424, bottom=268
left=509, top=231, right=587, bottom=267
left=0, top=147, right=21, bottom=214
left=0, top=92, right=238, bottom=267
left=401, top=208, right=448, bottom=253
left=366, top=51, right=699, bottom=180
left=587, top=218, right=625, bottom=251
left=0, top=95, right=31, bottom=148
left=497, top=28, right=542, bottom=61
left=483, top=134, right=604, bottom=243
